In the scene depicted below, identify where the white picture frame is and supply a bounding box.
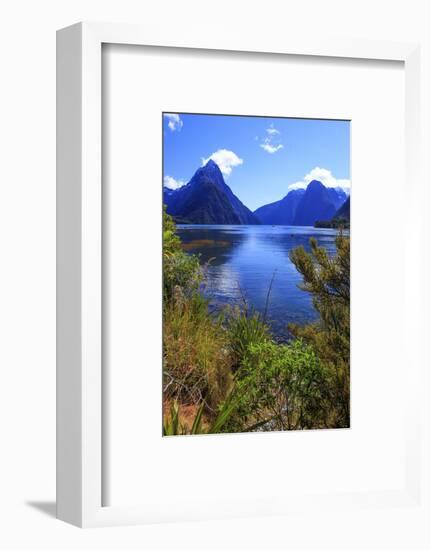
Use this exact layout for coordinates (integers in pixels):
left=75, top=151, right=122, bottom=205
left=56, top=21, right=422, bottom=528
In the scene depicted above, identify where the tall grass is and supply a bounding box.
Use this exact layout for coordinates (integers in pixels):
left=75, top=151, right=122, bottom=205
left=163, top=289, right=234, bottom=412
left=227, top=307, right=270, bottom=367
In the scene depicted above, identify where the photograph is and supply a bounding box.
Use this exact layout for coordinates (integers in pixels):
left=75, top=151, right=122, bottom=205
left=162, top=112, right=350, bottom=436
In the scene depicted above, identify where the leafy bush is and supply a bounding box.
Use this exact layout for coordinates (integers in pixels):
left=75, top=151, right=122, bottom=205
left=163, top=250, right=202, bottom=300
left=225, top=339, right=331, bottom=432
left=163, top=205, right=181, bottom=257
left=163, top=206, right=202, bottom=300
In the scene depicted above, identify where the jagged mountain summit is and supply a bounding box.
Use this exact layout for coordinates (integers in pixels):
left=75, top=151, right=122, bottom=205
left=164, top=160, right=260, bottom=225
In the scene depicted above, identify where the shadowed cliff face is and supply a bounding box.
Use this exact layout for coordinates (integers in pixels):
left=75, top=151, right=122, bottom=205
left=164, top=160, right=260, bottom=225
left=293, top=180, right=337, bottom=225
left=335, top=195, right=350, bottom=219
left=254, top=189, right=305, bottom=225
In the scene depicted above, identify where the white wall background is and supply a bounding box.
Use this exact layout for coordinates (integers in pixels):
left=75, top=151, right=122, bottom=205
left=0, top=1, right=430, bottom=548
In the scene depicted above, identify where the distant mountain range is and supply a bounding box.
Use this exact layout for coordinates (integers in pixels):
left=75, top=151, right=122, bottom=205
left=255, top=180, right=347, bottom=226
left=164, top=160, right=349, bottom=226
left=164, top=160, right=259, bottom=224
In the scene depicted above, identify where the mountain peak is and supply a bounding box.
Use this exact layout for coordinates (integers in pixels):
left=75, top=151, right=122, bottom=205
left=164, top=160, right=260, bottom=225
left=307, top=179, right=325, bottom=191
left=202, top=159, right=223, bottom=176
left=293, top=180, right=336, bottom=225
left=191, top=159, right=226, bottom=190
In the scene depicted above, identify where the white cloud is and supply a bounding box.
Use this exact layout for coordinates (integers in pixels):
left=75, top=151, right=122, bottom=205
left=163, top=175, right=185, bottom=190
left=260, top=143, right=284, bottom=154
left=266, top=126, right=280, bottom=136
left=288, top=167, right=351, bottom=192
left=164, top=113, right=183, bottom=132
left=260, top=125, right=284, bottom=154
left=201, top=149, right=243, bottom=177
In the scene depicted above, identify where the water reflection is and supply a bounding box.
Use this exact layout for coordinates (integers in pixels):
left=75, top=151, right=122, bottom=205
left=177, top=225, right=341, bottom=339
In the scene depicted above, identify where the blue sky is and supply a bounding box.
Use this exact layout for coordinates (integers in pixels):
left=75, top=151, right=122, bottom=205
left=163, top=113, right=350, bottom=211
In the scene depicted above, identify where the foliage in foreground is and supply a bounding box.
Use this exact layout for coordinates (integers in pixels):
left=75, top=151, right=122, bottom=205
left=224, top=339, right=332, bottom=432
left=163, top=206, right=201, bottom=300
left=163, top=290, right=234, bottom=411
left=163, top=393, right=239, bottom=436
left=288, top=234, right=350, bottom=427
left=162, top=209, right=350, bottom=434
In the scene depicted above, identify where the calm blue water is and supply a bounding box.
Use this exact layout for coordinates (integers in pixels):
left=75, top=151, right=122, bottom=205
left=177, top=225, right=340, bottom=339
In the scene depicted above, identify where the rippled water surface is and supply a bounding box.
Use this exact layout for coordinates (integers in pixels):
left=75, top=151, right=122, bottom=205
left=177, top=225, right=341, bottom=338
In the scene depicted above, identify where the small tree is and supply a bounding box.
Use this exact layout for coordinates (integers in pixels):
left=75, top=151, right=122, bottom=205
left=289, top=233, right=350, bottom=427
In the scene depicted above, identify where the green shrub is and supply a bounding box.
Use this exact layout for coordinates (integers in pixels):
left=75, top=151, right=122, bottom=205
left=163, top=207, right=202, bottom=300
left=225, top=339, right=332, bottom=432
left=163, top=205, right=181, bottom=257
left=163, top=246, right=202, bottom=300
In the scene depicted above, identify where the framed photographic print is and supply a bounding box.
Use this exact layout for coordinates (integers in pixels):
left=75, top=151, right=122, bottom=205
left=57, top=22, right=422, bottom=527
